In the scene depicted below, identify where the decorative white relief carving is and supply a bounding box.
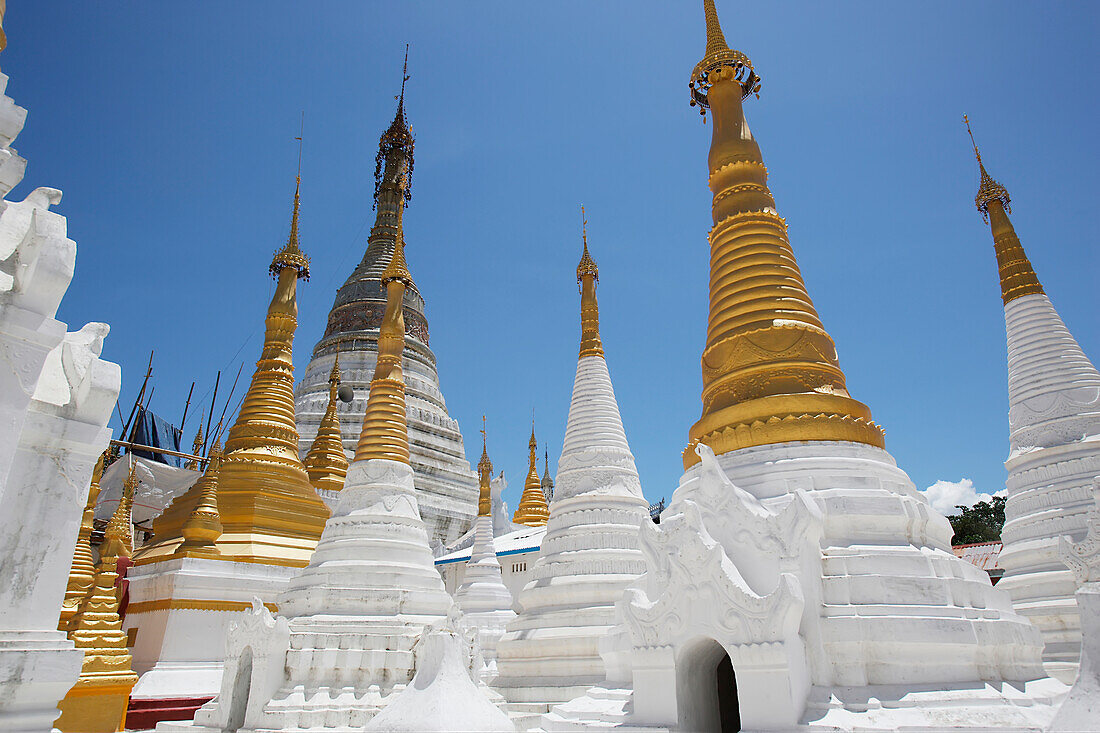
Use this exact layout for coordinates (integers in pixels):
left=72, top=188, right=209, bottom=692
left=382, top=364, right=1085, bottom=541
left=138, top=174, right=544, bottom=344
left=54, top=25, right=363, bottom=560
left=1061, top=479, right=1100, bottom=586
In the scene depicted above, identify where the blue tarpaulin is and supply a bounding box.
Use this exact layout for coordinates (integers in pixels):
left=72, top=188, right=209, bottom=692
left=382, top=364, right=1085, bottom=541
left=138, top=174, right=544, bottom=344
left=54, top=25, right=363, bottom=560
left=129, top=407, right=183, bottom=468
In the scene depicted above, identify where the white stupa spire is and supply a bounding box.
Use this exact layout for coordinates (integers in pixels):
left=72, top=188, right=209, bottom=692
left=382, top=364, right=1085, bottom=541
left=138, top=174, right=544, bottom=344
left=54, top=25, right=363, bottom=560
left=454, top=421, right=516, bottom=680
left=969, top=137, right=1100, bottom=682
left=492, top=218, right=651, bottom=719
left=1005, top=294, right=1100, bottom=451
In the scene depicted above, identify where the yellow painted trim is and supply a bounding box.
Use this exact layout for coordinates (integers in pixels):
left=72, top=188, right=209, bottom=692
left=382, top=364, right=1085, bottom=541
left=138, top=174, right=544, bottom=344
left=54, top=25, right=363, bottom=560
left=126, top=599, right=278, bottom=615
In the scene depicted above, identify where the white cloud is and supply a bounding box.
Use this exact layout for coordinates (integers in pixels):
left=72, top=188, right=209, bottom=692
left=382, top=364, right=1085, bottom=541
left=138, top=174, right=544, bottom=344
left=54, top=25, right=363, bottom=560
left=922, top=478, right=993, bottom=516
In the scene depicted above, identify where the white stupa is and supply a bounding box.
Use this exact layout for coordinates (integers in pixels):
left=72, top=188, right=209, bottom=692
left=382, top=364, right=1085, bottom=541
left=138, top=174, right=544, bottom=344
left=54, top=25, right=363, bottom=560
left=545, top=3, right=1067, bottom=730
left=453, top=424, right=516, bottom=680
left=167, top=241, right=464, bottom=731
left=0, top=53, right=121, bottom=730
left=965, top=129, right=1100, bottom=683
left=492, top=219, right=651, bottom=724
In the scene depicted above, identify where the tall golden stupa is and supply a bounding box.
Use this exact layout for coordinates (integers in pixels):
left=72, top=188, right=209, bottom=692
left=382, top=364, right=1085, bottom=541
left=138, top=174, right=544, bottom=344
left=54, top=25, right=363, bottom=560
left=135, top=176, right=330, bottom=567
left=683, top=0, right=884, bottom=468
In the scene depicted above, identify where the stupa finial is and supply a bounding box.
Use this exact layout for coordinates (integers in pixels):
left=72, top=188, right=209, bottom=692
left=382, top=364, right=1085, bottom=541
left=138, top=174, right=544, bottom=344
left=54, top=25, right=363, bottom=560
left=376, top=45, right=415, bottom=208
left=690, top=0, right=761, bottom=115
left=703, top=0, right=729, bottom=56
left=577, top=208, right=604, bottom=359
left=270, top=168, right=311, bottom=280
left=477, top=416, right=493, bottom=516
left=963, top=114, right=1012, bottom=223
left=577, top=205, right=598, bottom=285
left=964, top=116, right=1044, bottom=304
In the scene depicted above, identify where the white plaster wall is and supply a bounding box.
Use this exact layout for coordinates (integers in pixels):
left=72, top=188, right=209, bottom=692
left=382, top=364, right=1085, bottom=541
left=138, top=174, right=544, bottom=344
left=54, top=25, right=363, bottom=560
left=125, top=558, right=300, bottom=701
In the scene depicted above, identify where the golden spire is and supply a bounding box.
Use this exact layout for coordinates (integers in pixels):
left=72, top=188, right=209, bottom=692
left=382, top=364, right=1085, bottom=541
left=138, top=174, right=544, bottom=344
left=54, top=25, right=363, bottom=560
left=477, top=416, right=493, bottom=517
left=304, top=353, right=350, bottom=492
left=100, top=462, right=137, bottom=563
left=136, top=172, right=329, bottom=567
left=577, top=206, right=604, bottom=359
left=354, top=240, right=412, bottom=463
left=270, top=175, right=311, bottom=281
left=703, top=0, right=729, bottom=56
left=964, top=115, right=1044, bottom=305
left=513, top=422, right=549, bottom=526
left=184, top=420, right=204, bottom=471
left=177, top=442, right=224, bottom=558
left=683, top=0, right=883, bottom=469
left=690, top=0, right=761, bottom=121
left=376, top=46, right=416, bottom=209
left=58, top=452, right=107, bottom=631
left=55, top=522, right=139, bottom=732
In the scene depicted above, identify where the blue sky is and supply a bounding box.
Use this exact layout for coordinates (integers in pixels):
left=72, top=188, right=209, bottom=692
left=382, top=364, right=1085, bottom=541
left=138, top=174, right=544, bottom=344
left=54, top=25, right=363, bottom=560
left=5, top=2, right=1098, bottom=514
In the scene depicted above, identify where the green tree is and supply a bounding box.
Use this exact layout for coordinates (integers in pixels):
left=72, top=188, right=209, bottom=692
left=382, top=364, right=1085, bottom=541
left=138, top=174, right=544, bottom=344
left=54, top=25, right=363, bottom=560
left=948, top=495, right=1006, bottom=545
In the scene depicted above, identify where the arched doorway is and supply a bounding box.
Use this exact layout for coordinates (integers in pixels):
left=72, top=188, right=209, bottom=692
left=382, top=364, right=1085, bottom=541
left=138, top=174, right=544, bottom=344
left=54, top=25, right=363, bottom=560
left=676, top=638, right=740, bottom=733
left=224, top=646, right=253, bottom=732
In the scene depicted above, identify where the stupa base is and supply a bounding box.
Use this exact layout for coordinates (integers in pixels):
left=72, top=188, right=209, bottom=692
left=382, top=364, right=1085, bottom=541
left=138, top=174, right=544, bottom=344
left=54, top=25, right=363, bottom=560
left=541, top=679, right=1067, bottom=732
left=123, top=556, right=299, bottom=728
left=0, top=631, right=83, bottom=733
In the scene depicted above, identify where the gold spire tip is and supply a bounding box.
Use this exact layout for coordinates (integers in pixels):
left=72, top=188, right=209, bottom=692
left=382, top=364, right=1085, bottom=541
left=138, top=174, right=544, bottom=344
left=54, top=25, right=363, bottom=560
left=963, top=115, right=1011, bottom=220
left=577, top=206, right=599, bottom=284
left=690, top=0, right=761, bottom=111
left=270, top=168, right=311, bottom=280
left=963, top=114, right=981, bottom=164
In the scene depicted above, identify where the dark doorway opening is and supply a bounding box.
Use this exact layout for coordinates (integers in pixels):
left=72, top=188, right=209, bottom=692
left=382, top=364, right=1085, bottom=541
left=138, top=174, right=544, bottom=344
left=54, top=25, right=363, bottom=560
left=716, top=651, right=740, bottom=733
left=677, top=638, right=741, bottom=732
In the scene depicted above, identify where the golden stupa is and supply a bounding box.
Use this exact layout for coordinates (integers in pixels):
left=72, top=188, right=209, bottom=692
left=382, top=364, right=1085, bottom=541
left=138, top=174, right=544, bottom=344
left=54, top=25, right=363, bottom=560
left=99, top=461, right=136, bottom=562
left=577, top=210, right=603, bottom=360
left=683, top=0, right=884, bottom=468
left=135, top=176, right=330, bottom=567
left=175, top=442, right=224, bottom=559
left=58, top=451, right=106, bottom=631
left=513, top=424, right=550, bottom=526
left=304, top=353, right=350, bottom=491
left=55, top=464, right=138, bottom=733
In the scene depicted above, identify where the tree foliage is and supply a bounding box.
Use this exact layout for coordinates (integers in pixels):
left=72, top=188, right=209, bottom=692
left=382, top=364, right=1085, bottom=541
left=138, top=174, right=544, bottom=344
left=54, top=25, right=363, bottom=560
left=948, top=495, right=1006, bottom=545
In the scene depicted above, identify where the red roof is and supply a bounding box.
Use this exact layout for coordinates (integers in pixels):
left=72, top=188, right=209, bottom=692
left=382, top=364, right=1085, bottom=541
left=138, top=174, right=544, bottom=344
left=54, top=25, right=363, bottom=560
left=952, top=541, right=1003, bottom=571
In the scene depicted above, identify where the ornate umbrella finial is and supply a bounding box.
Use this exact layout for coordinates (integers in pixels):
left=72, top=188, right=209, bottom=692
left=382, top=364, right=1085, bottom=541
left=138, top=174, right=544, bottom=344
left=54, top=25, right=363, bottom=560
left=577, top=205, right=598, bottom=285
left=964, top=115, right=1011, bottom=223
left=690, top=0, right=761, bottom=115
left=270, top=171, right=311, bottom=280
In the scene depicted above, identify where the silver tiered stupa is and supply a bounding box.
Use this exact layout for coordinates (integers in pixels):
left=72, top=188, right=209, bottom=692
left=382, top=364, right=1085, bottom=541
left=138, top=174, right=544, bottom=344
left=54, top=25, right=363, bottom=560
left=294, top=63, right=477, bottom=548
